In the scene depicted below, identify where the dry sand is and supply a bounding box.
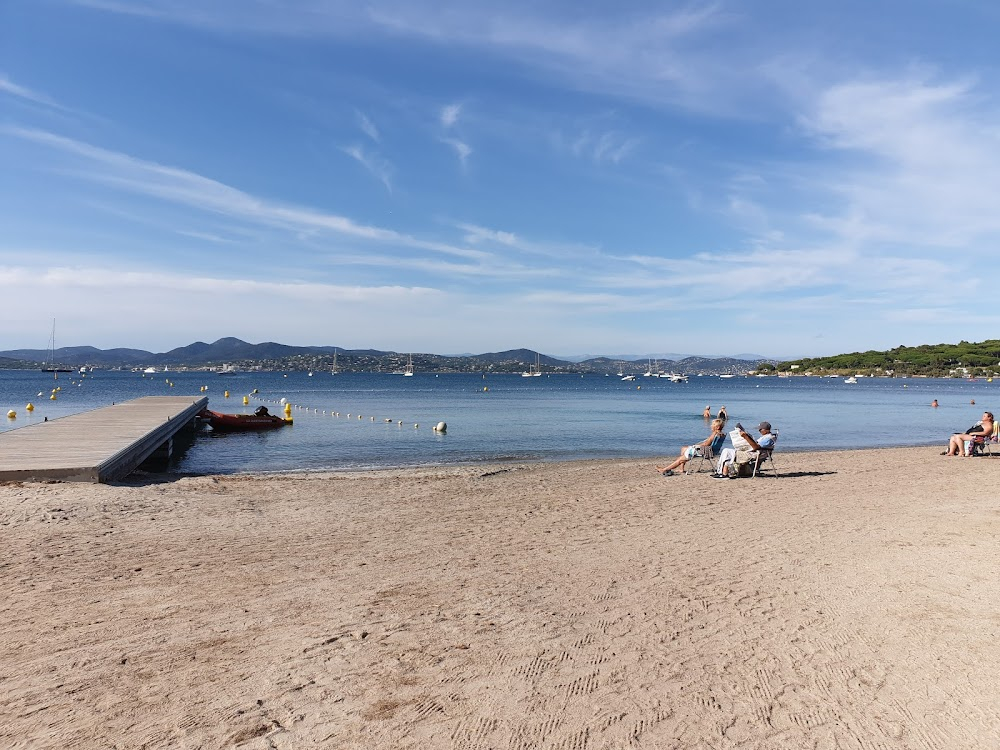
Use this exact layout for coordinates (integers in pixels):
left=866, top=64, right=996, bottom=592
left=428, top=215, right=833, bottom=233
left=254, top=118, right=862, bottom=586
left=3, top=446, right=1000, bottom=749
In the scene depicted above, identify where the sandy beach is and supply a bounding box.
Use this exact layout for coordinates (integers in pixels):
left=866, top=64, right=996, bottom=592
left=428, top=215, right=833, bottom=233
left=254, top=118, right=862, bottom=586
left=3, top=446, right=1000, bottom=749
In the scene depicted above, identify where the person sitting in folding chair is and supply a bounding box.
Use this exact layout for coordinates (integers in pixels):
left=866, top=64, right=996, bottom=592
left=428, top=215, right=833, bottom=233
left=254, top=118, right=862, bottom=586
left=944, top=411, right=993, bottom=456
left=713, top=421, right=776, bottom=478
left=656, top=418, right=726, bottom=476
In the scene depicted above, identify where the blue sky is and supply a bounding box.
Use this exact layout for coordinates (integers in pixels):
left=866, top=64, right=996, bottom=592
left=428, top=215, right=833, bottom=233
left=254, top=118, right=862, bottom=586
left=3, top=1, right=1000, bottom=358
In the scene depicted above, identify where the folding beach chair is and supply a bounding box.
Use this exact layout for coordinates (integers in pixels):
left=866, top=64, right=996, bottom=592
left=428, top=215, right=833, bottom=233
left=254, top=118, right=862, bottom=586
left=970, top=422, right=999, bottom=456
left=685, top=432, right=727, bottom=475
left=751, top=431, right=779, bottom=477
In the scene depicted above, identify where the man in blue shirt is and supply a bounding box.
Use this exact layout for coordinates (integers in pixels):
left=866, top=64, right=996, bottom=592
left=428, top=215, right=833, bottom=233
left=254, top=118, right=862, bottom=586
left=714, top=421, right=776, bottom=478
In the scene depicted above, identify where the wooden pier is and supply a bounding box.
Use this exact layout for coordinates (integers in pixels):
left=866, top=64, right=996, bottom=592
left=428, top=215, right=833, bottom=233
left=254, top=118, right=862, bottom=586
left=0, top=396, right=208, bottom=483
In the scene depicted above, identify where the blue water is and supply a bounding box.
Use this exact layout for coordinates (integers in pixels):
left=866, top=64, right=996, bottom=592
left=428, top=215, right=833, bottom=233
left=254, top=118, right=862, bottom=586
left=1, top=370, right=993, bottom=474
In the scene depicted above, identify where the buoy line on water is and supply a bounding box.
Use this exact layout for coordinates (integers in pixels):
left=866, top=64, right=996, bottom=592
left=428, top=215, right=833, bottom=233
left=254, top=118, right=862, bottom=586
left=239, top=394, right=447, bottom=434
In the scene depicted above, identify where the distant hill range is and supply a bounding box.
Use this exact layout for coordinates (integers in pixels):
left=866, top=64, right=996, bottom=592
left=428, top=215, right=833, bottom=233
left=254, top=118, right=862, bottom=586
left=0, top=337, right=772, bottom=375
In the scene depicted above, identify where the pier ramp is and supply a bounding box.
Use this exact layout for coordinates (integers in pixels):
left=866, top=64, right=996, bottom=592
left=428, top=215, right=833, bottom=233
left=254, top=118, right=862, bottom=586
left=0, top=396, right=208, bottom=483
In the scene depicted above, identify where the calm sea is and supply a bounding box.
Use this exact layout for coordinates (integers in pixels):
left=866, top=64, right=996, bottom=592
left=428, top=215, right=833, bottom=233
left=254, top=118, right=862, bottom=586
left=0, top=369, right=992, bottom=474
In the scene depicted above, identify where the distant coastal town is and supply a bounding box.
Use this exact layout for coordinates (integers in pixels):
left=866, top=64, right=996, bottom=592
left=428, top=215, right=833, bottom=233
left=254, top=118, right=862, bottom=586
left=2, top=337, right=999, bottom=379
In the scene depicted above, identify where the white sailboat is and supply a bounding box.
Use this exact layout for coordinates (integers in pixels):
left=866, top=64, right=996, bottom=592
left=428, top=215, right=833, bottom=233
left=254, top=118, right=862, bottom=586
left=522, top=353, right=542, bottom=377
left=41, top=319, right=72, bottom=374
left=404, top=353, right=414, bottom=376
left=331, top=349, right=338, bottom=375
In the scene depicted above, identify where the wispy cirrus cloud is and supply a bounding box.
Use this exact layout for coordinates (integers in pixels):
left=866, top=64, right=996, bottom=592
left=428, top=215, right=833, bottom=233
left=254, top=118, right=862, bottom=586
left=0, top=73, right=67, bottom=110
left=175, top=229, right=237, bottom=244
left=440, top=103, right=462, bottom=128
left=796, top=74, right=1000, bottom=250
left=457, top=222, right=601, bottom=261
left=342, top=144, right=393, bottom=193
left=4, top=126, right=488, bottom=261
left=72, top=1, right=745, bottom=115
left=356, top=110, right=380, bottom=142
left=567, top=129, right=638, bottom=164
left=441, top=137, right=472, bottom=168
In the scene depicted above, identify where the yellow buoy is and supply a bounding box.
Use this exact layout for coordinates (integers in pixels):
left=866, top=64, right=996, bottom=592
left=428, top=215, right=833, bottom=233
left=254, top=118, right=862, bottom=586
left=7, top=410, right=16, bottom=419
left=26, top=402, right=34, bottom=412
left=243, top=396, right=249, bottom=405
left=283, top=403, right=292, bottom=416
left=224, top=390, right=230, bottom=398
left=50, top=394, right=57, bottom=400
left=484, top=386, right=488, bottom=392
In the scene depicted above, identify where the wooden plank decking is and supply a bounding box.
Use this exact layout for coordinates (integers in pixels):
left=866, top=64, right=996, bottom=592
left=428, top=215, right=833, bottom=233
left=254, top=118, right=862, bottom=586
left=0, top=396, right=208, bottom=483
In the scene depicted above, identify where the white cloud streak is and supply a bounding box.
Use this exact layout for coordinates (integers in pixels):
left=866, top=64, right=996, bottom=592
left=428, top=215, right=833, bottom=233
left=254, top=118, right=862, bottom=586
left=342, top=144, right=393, bottom=193
left=440, top=103, right=461, bottom=128
left=5, top=126, right=487, bottom=261
left=0, top=73, right=66, bottom=110
left=798, top=75, right=1000, bottom=250
left=442, top=137, right=471, bottom=167
left=356, top=110, right=380, bottom=142
left=71, top=1, right=743, bottom=115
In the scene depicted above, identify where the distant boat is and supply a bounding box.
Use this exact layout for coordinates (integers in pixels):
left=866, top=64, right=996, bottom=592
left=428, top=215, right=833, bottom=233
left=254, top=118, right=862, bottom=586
left=844, top=376, right=858, bottom=384
left=331, top=349, right=339, bottom=375
left=667, top=373, right=688, bottom=382
left=41, top=319, right=73, bottom=373
left=522, top=353, right=542, bottom=377
left=719, top=374, right=736, bottom=379
left=404, top=353, right=414, bottom=376
left=621, top=374, right=636, bottom=381
left=142, top=366, right=157, bottom=374
left=217, top=363, right=238, bottom=375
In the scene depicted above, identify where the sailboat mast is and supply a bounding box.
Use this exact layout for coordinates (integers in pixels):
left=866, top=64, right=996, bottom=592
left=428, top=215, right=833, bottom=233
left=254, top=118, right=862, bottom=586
left=49, top=318, right=57, bottom=378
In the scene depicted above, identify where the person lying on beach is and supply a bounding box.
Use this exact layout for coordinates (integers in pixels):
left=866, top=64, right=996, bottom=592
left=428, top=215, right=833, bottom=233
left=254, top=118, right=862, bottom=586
left=944, top=411, right=993, bottom=456
left=656, top=418, right=726, bottom=476
left=713, top=421, right=775, bottom=478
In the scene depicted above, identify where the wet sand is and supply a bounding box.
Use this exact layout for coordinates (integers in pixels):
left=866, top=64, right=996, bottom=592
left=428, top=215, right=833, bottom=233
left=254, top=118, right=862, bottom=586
left=3, top=446, right=999, bottom=748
